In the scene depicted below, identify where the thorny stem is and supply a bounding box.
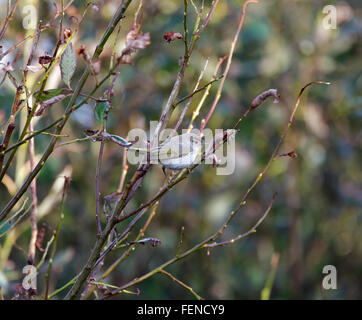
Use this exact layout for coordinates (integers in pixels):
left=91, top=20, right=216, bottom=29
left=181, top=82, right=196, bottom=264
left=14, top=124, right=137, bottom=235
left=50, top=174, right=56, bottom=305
left=174, top=58, right=209, bottom=131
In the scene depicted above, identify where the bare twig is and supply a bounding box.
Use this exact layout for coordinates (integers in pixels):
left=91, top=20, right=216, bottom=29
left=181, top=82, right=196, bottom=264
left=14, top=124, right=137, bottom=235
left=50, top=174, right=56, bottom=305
left=96, top=140, right=105, bottom=236
left=159, top=269, right=204, bottom=300
left=200, top=0, right=258, bottom=133
left=27, top=118, right=38, bottom=266
left=205, top=193, right=277, bottom=248
left=117, top=149, right=129, bottom=193
left=44, top=176, right=70, bottom=299
left=174, top=58, right=209, bottom=131
left=0, top=0, right=20, bottom=40
left=80, top=203, right=159, bottom=300
left=187, top=55, right=228, bottom=132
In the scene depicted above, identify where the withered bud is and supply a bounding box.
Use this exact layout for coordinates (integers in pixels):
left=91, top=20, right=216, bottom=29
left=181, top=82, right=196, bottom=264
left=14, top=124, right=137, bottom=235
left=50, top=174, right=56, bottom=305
left=77, top=45, right=89, bottom=59
left=287, top=151, right=298, bottom=158
left=38, top=55, right=52, bottom=65
left=63, top=27, right=72, bottom=40
left=279, top=150, right=298, bottom=158
left=163, top=32, right=184, bottom=43
left=251, top=89, right=280, bottom=110
left=84, top=129, right=100, bottom=137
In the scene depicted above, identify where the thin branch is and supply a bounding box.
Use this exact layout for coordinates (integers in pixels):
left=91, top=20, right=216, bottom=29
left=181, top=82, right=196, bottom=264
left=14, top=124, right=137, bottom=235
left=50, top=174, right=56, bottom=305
left=159, top=269, right=203, bottom=300
left=183, top=0, right=189, bottom=59
left=0, top=0, right=20, bottom=40
left=204, top=193, right=277, bottom=248
left=150, top=0, right=219, bottom=143
left=173, top=58, right=209, bottom=131
left=44, top=176, right=70, bottom=299
left=96, top=140, right=105, bottom=236
left=187, top=55, right=227, bottom=132
left=200, top=0, right=258, bottom=133
left=2, top=62, right=122, bottom=157
left=0, top=0, right=74, bottom=61
left=117, top=149, right=129, bottom=193
left=27, top=119, right=38, bottom=266
left=80, top=203, right=159, bottom=300
left=176, top=226, right=185, bottom=258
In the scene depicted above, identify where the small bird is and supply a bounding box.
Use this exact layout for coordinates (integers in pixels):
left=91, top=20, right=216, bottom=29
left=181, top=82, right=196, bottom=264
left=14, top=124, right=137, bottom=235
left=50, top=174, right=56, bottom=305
left=155, top=132, right=202, bottom=170
left=127, top=129, right=236, bottom=173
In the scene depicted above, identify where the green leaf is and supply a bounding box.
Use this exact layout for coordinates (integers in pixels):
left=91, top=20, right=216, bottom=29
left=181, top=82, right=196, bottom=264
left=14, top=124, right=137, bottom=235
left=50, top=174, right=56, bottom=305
left=60, top=43, right=76, bottom=88
left=95, top=101, right=110, bottom=125
left=35, top=88, right=68, bottom=102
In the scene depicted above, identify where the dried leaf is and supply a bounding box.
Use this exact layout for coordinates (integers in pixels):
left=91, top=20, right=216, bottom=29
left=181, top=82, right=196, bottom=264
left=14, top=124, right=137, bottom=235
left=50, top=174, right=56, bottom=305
left=38, top=55, right=52, bottom=65
left=60, top=43, right=76, bottom=88
left=163, top=31, right=183, bottom=43
left=121, top=25, right=150, bottom=64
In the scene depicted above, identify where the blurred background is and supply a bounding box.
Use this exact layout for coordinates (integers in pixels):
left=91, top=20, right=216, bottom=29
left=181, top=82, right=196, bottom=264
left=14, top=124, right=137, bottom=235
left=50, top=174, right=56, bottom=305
left=0, top=0, right=361, bottom=299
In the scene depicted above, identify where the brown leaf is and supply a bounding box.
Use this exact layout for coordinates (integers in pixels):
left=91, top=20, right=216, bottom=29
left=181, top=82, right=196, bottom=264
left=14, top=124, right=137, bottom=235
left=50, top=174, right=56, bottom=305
left=38, top=55, right=52, bottom=65
left=126, top=30, right=151, bottom=51
left=163, top=31, right=183, bottom=43
left=121, top=25, right=151, bottom=64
